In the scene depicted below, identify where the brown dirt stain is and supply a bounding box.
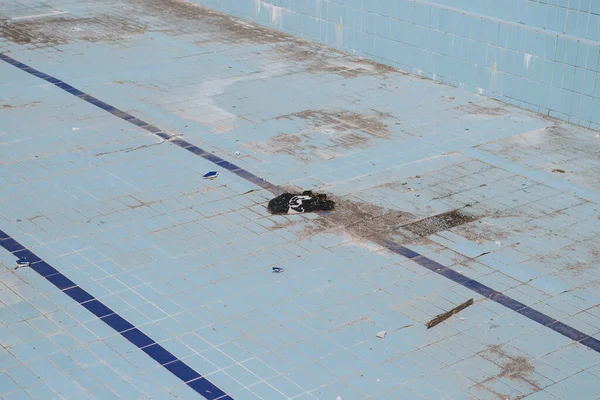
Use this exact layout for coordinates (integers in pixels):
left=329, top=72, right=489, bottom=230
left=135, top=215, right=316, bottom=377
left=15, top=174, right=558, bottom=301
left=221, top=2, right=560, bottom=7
left=0, top=14, right=147, bottom=45
left=475, top=345, right=540, bottom=399
left=458, top=102, right=509, bottom=117
left=246, top=109, right=392, bottom=162
left=403, top=208, right=481, bottom=236
left=276, top=109, right=391, bottom=139
left=270, top=194, right=421, bottom=248
left=274, top=42, right=398, bottom=78
left=1, top=0, right=401, bottom=82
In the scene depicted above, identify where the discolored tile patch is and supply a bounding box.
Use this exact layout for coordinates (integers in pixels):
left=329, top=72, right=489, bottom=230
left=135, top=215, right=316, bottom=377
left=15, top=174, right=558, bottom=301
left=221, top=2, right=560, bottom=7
left=403, top=208, right=482, bottom=236
left=246, top=109, right=393, bottom=162
left=274, top=42, right=398, bottom=78
left=0, top=14, right=147, bottom=45
left=122, top=0, right=290, bottom=45
left=475, top=345, right=541, bottom=399
left=457, top=102, right=510, bottom=117
left=269, top=195, right=421, bottom=249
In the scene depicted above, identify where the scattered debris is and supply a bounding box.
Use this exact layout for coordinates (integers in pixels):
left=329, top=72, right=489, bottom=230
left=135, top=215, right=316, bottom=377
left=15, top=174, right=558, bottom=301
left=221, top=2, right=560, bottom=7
left=375, top=330, right=387, bottom=339
left=267, top=190, right=335, bottom=215
left=392, top=324, right=413, bottom=332
left=15, top=259, right=30, bottom=269
left=426, top=298, right=474, bottom=329
left=552, top=169, right=565, bottom=173
left=235, top=151, right=240, bottom=156
left=203, top=171, right=218, bottom=180
left=272, top=267, right=284, bottom=273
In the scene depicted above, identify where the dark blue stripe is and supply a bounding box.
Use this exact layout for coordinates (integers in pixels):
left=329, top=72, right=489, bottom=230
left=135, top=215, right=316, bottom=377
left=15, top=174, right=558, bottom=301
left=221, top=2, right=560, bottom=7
left=383, top=242, right=600, bottom=352
left=0, top=229, right=232, bottom=399
left=2, top=52, right=600, bottom=356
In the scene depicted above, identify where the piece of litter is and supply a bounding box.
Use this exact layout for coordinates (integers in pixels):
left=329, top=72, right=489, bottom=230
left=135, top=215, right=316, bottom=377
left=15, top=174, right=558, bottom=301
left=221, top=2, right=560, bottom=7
left=321, top=128, right=335, bottom=134
left=426, top=298, right=474, bottom=329
left=235, top=151, right=240, bottom=156
left=267, top=190, right=335, bottom=215
left=203, top=171, right=218, bottom=180
left=272, top=267, right=284, bottom=273
left=337, top=397, right=342, bottom=400
left=72, top=127, right=80, bottom=131
left=376, top=331, right=387, bottom=339
left=552, top=169, right=565, bottom=173
left=495, top=241, right=502, bottom=246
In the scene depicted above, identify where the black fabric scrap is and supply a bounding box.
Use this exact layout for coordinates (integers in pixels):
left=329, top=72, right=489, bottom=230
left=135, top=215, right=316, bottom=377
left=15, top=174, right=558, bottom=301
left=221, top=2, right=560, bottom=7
left=267, top=190, right=335, bottom=215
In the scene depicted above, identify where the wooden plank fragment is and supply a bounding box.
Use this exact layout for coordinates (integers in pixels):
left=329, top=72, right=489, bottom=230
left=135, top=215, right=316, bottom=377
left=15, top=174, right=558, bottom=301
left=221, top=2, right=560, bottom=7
left=426, top=298, right=474, bottom=329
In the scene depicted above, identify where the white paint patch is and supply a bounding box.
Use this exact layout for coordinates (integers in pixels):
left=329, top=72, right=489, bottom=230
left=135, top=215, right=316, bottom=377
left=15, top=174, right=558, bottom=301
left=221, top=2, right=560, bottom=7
left=175, top=59, right=288, bottom=133
left=491, top=60, right=498, bottom=91
left=261, top=2, right=283, bottom=26
left=335, top=16, right=343, bottom=48
left=524, top=53, right=532, bottom=69
left=11, top=10, right=68, bottom=21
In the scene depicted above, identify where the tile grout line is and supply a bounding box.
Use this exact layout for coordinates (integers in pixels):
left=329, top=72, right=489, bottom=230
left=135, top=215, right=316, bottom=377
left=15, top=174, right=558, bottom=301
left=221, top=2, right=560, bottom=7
left=1, top=52, right=599, bottom=359
left=0, top=229, right=233, bottom=400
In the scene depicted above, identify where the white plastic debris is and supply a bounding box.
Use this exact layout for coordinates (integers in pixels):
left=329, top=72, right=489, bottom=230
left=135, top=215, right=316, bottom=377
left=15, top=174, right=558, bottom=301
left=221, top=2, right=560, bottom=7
left=72, top=127, right=80, bottom=131
left=495, top=241, right=502, bottom=246
left=336, top=397, right=342, bottom=400
left=235, top=151, right=240, bottom=156
left=376, top=330, right=387, bottom=339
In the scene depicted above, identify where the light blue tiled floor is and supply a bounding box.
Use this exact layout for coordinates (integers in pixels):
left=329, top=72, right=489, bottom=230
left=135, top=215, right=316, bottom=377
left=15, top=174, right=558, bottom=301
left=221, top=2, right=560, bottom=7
left=1, top=1, right=600, bottom=399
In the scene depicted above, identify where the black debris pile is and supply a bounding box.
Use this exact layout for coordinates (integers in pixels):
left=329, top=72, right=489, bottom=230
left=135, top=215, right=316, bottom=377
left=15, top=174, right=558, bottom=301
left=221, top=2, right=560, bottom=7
left=267, top=190, right=335, bottom=215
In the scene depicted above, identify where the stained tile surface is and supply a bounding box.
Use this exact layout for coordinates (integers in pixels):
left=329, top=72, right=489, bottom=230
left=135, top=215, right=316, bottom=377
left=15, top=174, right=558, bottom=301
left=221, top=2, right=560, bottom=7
left=1, top=1, right=600, bottom=399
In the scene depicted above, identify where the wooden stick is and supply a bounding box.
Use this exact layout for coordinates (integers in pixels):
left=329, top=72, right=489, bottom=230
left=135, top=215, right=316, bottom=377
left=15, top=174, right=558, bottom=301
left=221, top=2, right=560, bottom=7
left=426, top=298, right=474, bottom=329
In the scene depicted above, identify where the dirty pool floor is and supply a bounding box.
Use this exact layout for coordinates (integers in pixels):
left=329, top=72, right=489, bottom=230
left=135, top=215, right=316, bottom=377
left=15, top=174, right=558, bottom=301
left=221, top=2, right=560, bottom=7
left=1, top=1, right=600, bottom=399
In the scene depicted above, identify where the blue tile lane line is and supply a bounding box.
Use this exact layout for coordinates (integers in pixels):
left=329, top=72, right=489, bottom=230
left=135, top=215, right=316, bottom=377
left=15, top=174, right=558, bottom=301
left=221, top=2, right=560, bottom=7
left=2, top=53, right=600, bottom=356
left=0, top=229, right=233, bottom=400
left=0, top=53, right=279, bottom=195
